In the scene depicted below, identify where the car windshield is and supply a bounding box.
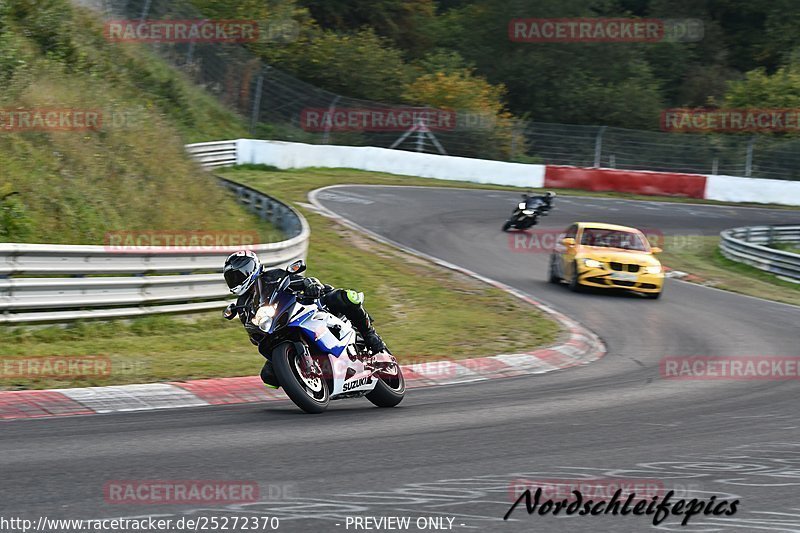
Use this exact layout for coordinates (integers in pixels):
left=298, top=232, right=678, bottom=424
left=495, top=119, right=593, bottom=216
left=580, top=228, right=648, bottom=251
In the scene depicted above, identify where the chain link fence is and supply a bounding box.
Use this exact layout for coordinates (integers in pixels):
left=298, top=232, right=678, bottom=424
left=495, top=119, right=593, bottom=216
left=92, top=0, right=800, bottom=181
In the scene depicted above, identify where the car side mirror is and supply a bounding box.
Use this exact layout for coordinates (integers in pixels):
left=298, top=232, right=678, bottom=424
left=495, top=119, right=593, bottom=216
left=561, top=237, right=576, bottom=247
left=650, top=247, right=662, bottom=254
left=288, top=259, right=306, bottom=274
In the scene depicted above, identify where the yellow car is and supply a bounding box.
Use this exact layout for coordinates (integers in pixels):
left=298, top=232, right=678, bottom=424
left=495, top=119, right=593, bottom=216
left=548, top=222, right=664, bottom=299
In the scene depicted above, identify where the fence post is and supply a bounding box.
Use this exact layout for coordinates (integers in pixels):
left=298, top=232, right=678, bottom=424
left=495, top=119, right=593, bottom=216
left=745, top=136, right=755, bottom=177
left=322, top=95, right=341, bottom=145
left=249, top=72, right=264, bottom=135
left=711, top=158, right=718, bottom=175
left=594, top=126, right=607, bottom=168
left=139, top=0, right=152, bottom=21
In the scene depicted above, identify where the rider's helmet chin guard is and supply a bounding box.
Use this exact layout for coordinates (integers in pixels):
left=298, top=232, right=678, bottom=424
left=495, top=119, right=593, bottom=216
left=223, top=250, right=262, bottom=296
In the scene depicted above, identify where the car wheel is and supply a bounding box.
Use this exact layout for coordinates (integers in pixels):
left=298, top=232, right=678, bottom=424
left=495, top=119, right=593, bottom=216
left=644, top=290, right=662, bottom=300
left=548, top=256, right=560, bottom=284
left=568, top=262, right=583, bottom=292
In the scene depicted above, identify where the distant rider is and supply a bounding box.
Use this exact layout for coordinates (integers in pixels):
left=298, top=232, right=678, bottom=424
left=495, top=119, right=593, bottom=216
left=522, top=191, right=556, bottom=211
left=221, top=250, right=387, bottom=388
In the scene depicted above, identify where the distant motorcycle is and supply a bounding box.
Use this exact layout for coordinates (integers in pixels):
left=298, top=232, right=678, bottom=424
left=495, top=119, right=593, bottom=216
left=232, top=260, right=405, bottom=414
left=502, top=192, right=556, bottom=231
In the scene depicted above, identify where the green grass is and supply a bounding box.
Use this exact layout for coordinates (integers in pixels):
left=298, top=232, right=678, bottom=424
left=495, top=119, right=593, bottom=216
left=773, top=243, right=800, bottom=255
left=659, top=236, right=800, bottom=306
left=0, top=0, right=254, bottom=244
left=0, top=168, right=562, bottom=390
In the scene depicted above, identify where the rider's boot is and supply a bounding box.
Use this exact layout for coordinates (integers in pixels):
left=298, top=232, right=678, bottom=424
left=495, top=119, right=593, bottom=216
left=260, top=360, right=279, bottom=389
left=363, top=328, right=387, bottom=354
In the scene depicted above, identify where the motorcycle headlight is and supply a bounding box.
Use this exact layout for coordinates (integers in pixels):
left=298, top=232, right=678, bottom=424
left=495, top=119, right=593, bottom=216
left=518, top=202, right=526, bottom=209
left=644, top=265, right=662, bottom=274
left=253, top=305, right=277, bottom=331
left=522, top=209, right=535, bottom=215
left=583, top=258, right=603, bottom=269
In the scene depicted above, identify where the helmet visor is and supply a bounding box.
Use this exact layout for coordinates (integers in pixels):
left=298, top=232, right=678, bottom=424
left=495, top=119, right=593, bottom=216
left=224, top=269, right=249, bottom=290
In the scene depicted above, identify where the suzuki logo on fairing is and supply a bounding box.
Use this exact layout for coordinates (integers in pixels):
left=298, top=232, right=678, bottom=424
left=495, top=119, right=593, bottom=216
left=342, top=376, right=371, bottom=391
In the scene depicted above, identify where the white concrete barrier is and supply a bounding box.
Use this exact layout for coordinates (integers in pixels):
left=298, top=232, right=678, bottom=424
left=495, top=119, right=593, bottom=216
left=237, top=139, right=545, bottom=188
left=705, top=174, right=800, bottom=206
left=234, top=139, right=800, bottom=206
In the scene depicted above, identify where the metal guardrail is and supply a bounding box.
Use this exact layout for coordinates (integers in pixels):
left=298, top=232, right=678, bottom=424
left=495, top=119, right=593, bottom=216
left=185, top=140, right=237, bottom=168
left=0, top=142, right=310, bottom=324
left=719, top=225, right=800, bottom=281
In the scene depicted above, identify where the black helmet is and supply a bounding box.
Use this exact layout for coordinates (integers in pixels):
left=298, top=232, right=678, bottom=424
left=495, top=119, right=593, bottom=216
left=223, top=250, right=262, bottom=295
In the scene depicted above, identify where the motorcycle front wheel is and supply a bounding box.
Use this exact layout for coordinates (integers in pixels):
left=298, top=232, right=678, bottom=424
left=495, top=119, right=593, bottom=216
left=272, top=342, right=330, bottom=414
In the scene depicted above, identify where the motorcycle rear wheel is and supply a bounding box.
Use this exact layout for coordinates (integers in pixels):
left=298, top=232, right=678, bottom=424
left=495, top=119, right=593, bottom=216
left=366, top=363, right=405, bottom=408
left=272, top=342, right=329, bottom=414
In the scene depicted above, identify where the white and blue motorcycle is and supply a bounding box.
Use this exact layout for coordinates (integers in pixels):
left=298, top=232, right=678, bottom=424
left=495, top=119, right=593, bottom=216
left=241, top=260, right=405, bottom=414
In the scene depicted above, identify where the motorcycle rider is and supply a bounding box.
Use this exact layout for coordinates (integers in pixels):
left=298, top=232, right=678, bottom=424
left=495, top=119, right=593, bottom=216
left=522, top=191, right=556, bottom=211
left=221, top=250, right=387, bottom=388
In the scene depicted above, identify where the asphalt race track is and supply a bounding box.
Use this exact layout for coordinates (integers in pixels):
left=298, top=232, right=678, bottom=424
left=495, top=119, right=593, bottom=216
left=3, top=186, right=800, bottom=533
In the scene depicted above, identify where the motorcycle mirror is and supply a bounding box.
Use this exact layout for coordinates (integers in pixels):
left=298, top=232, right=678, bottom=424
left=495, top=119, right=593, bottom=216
left=288, top=259, right=306, bottom=274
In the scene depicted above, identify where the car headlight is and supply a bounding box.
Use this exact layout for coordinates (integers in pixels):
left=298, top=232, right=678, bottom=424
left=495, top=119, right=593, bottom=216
left=522, top=209, right=535, bottom=215
left=253, top=305, right=277, bottom=331
left=518, top=202, right=526, bottom=210
left=644, top=265, right=662, bottom=274
left=582, top=258, right=604, bottom=269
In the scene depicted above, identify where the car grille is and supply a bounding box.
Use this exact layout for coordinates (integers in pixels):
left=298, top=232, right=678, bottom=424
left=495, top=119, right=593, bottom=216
left=609, top=262, right=640, bottom=272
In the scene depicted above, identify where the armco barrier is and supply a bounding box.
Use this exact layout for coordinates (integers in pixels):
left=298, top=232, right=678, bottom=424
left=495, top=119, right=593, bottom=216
left=0, top=151, right=309, bottom=325
left=719, top=225, right=800, bottom=281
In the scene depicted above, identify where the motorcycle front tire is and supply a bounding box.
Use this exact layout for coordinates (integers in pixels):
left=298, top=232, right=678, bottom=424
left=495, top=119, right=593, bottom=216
left=271, top=342, right=330, bottom=414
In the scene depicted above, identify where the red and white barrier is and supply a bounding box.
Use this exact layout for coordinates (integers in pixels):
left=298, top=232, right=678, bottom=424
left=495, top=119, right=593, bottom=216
left=231, top=140, right=800, bottom=206
left=543, top=166, right=707, bottom=199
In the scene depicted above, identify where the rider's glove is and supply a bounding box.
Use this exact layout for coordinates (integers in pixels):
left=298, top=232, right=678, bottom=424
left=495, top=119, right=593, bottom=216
left=223, top=303, right=237, bottom=320
left=303, top=277, right=324, bottom=299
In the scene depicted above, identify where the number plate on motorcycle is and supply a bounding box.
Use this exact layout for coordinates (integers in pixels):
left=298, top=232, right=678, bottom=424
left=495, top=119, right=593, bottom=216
left=610, top=272, right=637, bottom=281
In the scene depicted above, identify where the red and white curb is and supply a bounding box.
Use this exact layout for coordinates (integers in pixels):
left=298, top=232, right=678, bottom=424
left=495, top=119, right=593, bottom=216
left=0, top=188, right=605, bottom=421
